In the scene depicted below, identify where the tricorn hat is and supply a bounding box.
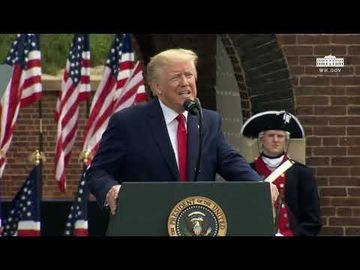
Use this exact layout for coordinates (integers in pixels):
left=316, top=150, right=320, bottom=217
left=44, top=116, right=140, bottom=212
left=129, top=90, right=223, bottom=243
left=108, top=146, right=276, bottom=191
left=241, top=110, right=305, bottom=139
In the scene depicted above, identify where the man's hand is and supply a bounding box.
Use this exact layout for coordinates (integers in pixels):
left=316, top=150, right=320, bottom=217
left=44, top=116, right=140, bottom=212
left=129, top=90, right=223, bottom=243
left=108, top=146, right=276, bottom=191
left=106, top=185, right=121, bottom=215
left=270, top=183, right=279, bottom=204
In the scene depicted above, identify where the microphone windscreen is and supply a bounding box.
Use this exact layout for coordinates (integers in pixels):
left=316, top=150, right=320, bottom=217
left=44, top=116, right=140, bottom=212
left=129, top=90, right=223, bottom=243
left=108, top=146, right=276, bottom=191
left=183, top=99, right=198, bottom=115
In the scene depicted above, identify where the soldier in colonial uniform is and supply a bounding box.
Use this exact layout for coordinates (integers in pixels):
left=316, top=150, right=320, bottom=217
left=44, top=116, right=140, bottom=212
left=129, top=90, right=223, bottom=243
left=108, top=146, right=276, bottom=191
left=241, top=111, right=321, bottom=236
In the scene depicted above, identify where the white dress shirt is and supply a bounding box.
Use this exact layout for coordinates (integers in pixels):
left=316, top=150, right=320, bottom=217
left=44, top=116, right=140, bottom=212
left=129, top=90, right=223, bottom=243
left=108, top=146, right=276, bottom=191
left=158, top=99, right=188, bottom=169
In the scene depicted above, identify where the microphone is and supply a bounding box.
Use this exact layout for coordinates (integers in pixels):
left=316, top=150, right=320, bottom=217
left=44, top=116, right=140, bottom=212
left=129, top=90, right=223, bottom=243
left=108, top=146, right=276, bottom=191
left=183, top=99, right=199, bottom=115
left=183, top=98, right=203, bottom=182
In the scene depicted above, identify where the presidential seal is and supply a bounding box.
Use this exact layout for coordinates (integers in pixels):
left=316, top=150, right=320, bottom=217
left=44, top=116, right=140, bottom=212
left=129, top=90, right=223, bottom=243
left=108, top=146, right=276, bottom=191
left=168, top=196, right=227, bottom=236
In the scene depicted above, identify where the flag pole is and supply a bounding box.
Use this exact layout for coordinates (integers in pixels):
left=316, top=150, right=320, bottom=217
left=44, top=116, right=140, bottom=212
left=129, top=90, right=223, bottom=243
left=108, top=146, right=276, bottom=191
left=84, top=96, right=90, bottom=168
left=19, top=99, right=44, bottom=237
left=38, top=100, right=43, bottom=199
left=29, top=100, right=45, bottom=199
left=80, top=77, right=92, bottom=169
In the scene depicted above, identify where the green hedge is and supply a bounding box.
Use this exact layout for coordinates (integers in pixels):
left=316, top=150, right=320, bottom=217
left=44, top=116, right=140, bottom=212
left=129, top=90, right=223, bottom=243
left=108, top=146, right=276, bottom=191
left=0, top=34, right=115, bottom=75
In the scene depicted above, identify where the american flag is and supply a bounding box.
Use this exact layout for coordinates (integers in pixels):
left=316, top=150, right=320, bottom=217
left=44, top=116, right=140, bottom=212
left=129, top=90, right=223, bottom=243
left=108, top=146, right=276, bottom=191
left=113, top=60, right=147, bottom=113
left=1, top=165, right=41, bottom=237
left=54, top=34, right=91, bottom=192
left=0, top=34, right=42, bottom=178
left=64, top=168, right=89, bottom=236
left=82, top=33, right=148, bottom=161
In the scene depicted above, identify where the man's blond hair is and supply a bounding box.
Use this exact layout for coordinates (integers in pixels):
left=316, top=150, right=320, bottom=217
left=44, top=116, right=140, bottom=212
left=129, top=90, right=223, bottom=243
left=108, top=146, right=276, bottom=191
left=259, top=130, right=290, bottom=141
left=147, top=48, right=198, bottom=83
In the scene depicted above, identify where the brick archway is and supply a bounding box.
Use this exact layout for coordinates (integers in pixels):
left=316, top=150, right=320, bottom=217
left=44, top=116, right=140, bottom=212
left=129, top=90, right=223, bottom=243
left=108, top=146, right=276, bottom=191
left=221, top=34, right=295, bottom=117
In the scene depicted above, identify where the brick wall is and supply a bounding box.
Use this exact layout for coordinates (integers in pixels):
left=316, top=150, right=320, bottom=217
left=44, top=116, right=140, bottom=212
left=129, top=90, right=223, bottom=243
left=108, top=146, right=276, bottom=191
left=277, top=34, right=360, bottom=235
left=1, top=88, right=89, bottom=201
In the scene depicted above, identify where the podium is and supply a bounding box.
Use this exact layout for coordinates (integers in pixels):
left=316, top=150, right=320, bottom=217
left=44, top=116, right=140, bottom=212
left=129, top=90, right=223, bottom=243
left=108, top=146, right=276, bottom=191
left=106, top=181, right=275, bottom=236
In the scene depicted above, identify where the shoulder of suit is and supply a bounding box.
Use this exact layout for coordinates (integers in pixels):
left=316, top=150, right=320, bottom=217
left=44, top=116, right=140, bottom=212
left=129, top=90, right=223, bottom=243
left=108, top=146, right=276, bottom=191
left=203, top=108, right=219, bottom=116
left=289, top=159, right=310, bottom=169
left=202, top=109, right=221, bottom=122
left=114, top=102, right=149, bottom=118
left=108, top=104, right=148, bottom=126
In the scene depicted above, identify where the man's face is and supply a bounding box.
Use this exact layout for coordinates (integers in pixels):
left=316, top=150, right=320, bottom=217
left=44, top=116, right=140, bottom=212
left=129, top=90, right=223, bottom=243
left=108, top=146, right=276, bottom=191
left=260, top=130, right=287, bottom=157
left=151, top=60, right=197, bottom=113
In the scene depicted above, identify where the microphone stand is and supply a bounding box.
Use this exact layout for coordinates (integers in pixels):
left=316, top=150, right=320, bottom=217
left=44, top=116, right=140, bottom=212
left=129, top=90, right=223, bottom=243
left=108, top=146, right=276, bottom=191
left=193, top=98, right=203, bottom=182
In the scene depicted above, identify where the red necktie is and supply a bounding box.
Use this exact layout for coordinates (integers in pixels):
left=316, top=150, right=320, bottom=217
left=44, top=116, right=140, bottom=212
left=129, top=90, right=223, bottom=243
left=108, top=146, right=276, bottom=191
left=176, top=114, right=187, bottom=181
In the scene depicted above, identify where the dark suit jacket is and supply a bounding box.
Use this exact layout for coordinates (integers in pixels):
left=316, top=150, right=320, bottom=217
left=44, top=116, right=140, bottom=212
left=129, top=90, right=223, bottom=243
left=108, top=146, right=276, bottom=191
left=251, top=161, right=322, bottom=236
left=86, top=98, right=261, bottom=208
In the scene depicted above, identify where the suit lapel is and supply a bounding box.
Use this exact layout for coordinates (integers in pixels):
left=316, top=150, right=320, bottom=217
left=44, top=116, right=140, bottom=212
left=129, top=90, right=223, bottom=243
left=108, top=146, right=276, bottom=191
left=187, top=114, right=199, bottom=182
left=147, top=99, right=179, bottom=180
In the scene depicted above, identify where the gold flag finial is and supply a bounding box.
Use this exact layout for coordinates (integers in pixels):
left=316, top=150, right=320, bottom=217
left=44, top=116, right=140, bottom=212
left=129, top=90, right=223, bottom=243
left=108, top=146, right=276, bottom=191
left=79, top=150, right=93, bottom=166
left=28, top=150, right=46, bottom=165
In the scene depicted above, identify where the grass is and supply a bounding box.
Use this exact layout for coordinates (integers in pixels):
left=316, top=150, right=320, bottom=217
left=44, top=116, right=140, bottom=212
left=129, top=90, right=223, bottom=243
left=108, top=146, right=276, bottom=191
left=0, top=34, right=115, bottom=75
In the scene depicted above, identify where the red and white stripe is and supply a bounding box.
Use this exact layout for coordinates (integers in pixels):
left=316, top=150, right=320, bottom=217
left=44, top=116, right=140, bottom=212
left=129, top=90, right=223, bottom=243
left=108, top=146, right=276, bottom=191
left=81, top=66, right=117, bottom=159
left=82, top=53, right=141, bottom=159
left=73, top=220, right=88, bottom=236
left=16, top=220, right=41, bottom=236
left=113, top=61, right=147, bottom=113
left=54, top=51, right=90, bottom=192
left=0, top=50, right=42, bottom=178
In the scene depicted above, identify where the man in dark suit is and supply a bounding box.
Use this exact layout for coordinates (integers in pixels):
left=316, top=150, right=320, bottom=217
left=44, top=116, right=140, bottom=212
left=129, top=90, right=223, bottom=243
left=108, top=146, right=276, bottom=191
left=241, top=111, right=322, bottom=236
left=86, top=48, right=278, bottom=215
